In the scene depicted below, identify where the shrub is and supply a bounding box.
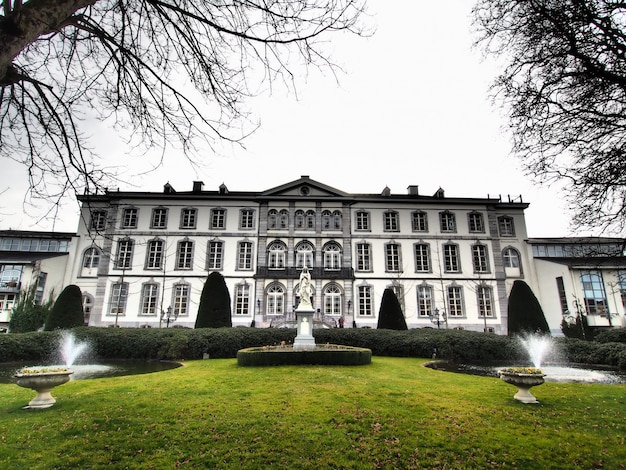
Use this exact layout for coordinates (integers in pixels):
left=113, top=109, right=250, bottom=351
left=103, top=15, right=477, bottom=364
left=594, top=328, right=626, bottom=344
left=237, top=345, right=372, bottom=366
left=195, top=272, right=232, bottom=328
left=1, top=327, right=624, bottom=369
left=377, top=288, right=407, bottom=330
left=507, top=280, right=550, bottom=336
left=44, top=285, right=84, bottom=331
left=9, top=284, right=54, bottom=333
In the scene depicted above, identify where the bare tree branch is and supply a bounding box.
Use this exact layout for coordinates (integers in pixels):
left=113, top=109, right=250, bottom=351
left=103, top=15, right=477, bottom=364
left=0, top=0, right=368, bottom=215
left=473, top=0, right=626, bottom=234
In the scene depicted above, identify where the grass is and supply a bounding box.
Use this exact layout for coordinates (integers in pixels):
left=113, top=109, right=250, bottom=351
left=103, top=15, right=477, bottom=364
left=0, top=357, right=624, bottom=469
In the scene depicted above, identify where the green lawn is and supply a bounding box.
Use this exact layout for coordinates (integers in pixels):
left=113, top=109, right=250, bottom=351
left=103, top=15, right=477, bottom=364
left=0, top=357, right=624, bottom=469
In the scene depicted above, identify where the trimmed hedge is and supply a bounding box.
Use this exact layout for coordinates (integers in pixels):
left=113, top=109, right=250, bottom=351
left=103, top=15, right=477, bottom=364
left=1, top=327, right=625, bottom=369
left=237, top=345, right=372, bottom=366
left=594, top=328, right=626, bottom=344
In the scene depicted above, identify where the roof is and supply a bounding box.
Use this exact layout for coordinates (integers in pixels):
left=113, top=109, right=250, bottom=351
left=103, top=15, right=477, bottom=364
left=76, top=176, right=529, bottom=209
left=0, top=230, right=76, bottom=239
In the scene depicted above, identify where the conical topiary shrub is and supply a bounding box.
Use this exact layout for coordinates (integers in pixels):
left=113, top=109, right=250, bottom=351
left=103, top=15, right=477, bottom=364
left=377, top=288, right=407, bottom=330
left=195, top=272, right=232, bottom=328
left=44, top=284, right=84, bottom=330
left=507, top=280, right=550, bottom=336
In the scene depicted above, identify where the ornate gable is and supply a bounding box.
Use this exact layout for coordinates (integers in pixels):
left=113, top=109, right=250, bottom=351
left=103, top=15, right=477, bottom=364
left=260, top=175, right=348, bottom=198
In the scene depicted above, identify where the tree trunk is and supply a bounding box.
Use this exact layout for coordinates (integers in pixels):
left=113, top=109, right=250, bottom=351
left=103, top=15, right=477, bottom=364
left=0, top=0, right=96, bottom=84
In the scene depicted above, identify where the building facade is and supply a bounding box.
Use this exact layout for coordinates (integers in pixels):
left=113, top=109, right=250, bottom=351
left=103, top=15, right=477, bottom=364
left=70, top=177, right=533, bottom=333
left=0, top=230, right=76, bottom=329
left=528, top=237, right=626, bottom=335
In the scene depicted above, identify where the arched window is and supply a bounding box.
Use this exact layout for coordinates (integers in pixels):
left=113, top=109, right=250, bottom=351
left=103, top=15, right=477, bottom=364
left=268, top=209, right=278, bottom=229
left=322, top=210, right=332, bottom=229
left=323, top=242, right=342, bottom=270
left=305, top=210, right=316, bottom=230
left=82, top=247, right=100, bottom=269
left=295, top=210, right=305, bottom=229
left=267, top=284, right=285, bottom=315
left=279, top=209, right=289, bottom=229
left=503, top=247, right=520, bottom=268
left=324, top=284, right=342, bottom=315
left=268, top=241, right=287, bottom=269
left=295, top=241, right=315, bottom=268
left=332, top=210, right=342, bottom=230
left=81, top=247, right=101, bottom=277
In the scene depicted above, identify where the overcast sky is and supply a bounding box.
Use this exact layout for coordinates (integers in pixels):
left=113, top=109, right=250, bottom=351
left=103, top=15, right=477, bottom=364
left=1, top=1, right=577, bottom=237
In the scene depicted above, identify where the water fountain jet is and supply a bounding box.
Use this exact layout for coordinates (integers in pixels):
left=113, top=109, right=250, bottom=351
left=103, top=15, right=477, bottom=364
left=15, top=331, right=93, bottom=408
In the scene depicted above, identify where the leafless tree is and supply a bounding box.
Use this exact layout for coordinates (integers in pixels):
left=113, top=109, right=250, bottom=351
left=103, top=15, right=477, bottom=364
left=0, top=0, right=367, bottom=210
left=473, top=0, right=626, bottom=234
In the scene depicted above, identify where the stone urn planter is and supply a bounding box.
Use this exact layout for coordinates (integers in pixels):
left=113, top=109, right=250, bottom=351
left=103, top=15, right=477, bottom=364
left=15, top=367, right=73, bottom=409
left=499, top=368, right=546, bottom=404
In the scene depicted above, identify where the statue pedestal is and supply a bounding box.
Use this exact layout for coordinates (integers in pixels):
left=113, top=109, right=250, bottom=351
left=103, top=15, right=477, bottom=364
left=293, top=307, right=316, bottom=350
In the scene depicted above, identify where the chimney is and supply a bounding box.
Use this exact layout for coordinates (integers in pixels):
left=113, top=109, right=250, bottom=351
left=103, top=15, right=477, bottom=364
left=192, top=181, right=204, bottom=193
left=407, top=185, right=419, bottom=196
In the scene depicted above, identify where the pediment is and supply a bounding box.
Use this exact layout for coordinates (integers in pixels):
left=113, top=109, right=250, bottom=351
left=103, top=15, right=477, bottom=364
left=261, top=176, right=349, bottom=198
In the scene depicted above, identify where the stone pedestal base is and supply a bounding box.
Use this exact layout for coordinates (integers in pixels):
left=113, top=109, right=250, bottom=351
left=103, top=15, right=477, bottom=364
left=294, top=307, right=316, bottom=350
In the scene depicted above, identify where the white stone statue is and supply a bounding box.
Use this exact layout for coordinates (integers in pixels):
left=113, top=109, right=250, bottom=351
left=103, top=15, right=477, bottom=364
left=296, top=265, right=313, bottom=309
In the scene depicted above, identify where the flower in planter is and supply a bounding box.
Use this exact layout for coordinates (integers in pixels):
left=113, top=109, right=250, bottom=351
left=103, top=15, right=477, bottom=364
left=16, top=366, right=70, bottom=376
left=500, top=367, right=543, bottom=375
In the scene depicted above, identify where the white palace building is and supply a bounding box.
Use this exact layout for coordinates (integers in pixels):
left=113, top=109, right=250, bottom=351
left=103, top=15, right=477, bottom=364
left=2, top=176, right=625, bottom=334
left=68, top=176, right=533, bottom=333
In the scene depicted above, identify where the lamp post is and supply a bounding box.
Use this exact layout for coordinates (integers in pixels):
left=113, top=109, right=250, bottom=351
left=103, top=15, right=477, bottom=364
left=430, top=308, right=446, bottom=329
left=160, top=306, right=177, bottom=328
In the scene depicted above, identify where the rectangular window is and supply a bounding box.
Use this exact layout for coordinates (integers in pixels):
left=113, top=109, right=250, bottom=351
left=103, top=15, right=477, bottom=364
left=211, top=209, right=226, bottom=229
left=468, top=212, right=484, bottom=233
left=439, top=212, right=456, bottom=232
left=356, top=243, right=371, bottom=271
left=384, top=211, right=399, bottom=231
left=0, top=293, right=17, bottom=316
left=115, top=239, right=134, bottom=269
left=358, top=285, right=373, bottom=316
left=412, top=211, right=428, bottom=232
left=498, top=216, right=515, bottom=237
left=618, top=271, right=626, bottom=310
left=172, top=284, right=190, bottom=316
left=146, top=240, right=164, bottom=269
left=176, top=240, right=194, bottom=270
left=141, top=284, right=159, bottom=316
left=239, top=209, right=255, bottom=229
left=414, top=243, right=430, bottom=272
left=385, top=244, right=401, bottom=272
left=556, top=276, right=568, bottom=315
left=447, top=286, right=463, bottom=317
left=356, top=211, right=370, bottom=231
left=235, top=284, right=250, bottom=315
left=417, top=285, right=432, bottom=317
left=151, top=208, right=168, bottom=229
left=122, top=208, right=138, bottom=229
left=180, top=208, right=197, bottom=229
left=581, top=271, right=608, bottom=315
left=477, top=286, right=494, bottom=318
left=91, top=211, right=107, bottom=231
left=237, top=242, right=253, bottom=270
left=109, top=282, right=128, bottom=315
left=443, top=244, right=460, bottom=272
left=472, top=245, right=489, bottom=273
left=207, top=241, right=223, bottom=270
